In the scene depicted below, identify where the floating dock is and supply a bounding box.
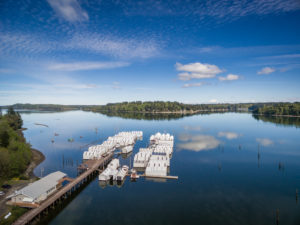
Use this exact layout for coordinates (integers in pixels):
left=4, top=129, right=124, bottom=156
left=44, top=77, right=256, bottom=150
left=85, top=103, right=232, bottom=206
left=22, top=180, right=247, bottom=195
left=140, top=174, right=178, bottom=179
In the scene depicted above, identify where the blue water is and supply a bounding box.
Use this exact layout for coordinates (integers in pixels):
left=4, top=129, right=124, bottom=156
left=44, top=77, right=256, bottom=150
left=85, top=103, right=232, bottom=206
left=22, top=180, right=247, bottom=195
left=20, top=111, right=300, bottom=225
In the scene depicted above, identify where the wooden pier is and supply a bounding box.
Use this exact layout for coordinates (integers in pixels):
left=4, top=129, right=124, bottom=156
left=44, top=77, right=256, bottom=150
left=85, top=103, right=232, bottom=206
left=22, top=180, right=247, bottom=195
left=12, top=153, right=114, bottom=225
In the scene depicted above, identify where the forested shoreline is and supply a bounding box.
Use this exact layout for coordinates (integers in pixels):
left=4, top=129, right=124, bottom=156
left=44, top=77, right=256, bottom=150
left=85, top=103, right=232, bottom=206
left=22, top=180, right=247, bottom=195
left=0, top=108, right=32, bottom=184
left=252, top=102, right=300, bottom=116
left=1, top=101, right=300, bottom=116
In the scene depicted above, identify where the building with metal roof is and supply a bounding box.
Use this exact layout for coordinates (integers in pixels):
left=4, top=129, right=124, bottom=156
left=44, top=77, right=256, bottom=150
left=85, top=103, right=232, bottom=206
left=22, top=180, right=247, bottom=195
left=8, top=171, right=66, bottom=204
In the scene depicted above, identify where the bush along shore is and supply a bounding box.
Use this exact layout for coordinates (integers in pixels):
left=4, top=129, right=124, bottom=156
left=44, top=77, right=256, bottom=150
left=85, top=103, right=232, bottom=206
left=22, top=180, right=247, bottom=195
left=0, top=107, right=45, bottom=224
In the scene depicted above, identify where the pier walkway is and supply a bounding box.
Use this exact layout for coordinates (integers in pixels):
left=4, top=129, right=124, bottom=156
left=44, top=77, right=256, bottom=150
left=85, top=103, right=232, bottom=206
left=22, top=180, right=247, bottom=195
left=12, top=152, right=114, bottom=225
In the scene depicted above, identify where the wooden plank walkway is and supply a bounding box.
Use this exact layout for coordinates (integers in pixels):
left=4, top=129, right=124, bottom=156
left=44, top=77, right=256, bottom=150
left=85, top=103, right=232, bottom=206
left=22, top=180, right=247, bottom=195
left=12, top=153, right=114, bottom=225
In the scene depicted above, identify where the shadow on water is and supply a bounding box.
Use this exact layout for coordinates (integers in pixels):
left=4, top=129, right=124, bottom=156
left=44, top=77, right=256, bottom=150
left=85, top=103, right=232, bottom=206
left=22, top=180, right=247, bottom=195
left=252, top=114, right=300, bottom=128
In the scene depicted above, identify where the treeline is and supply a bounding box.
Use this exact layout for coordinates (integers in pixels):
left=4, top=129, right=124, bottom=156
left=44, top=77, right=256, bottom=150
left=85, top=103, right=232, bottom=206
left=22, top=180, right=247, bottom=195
left=83, top=101, right=252, bottom=113
left=3, top=103, right=87, bottom=111
left=2, top=102, right=300, bottom=116
left=252, top=102, right=300, bottom=116
left=0, top=108, right=32, bottom=181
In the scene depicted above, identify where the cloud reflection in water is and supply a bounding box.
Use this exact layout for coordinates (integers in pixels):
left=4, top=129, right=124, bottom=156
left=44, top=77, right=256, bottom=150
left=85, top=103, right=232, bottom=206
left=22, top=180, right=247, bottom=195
left=218, top=131, right=240, bottom=140
left=178, top=134, right=220, bottom=152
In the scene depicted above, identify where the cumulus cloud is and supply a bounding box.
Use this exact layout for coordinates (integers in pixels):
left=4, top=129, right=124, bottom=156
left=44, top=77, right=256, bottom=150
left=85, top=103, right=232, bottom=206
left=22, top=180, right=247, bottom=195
left=256, top=138, right=273, bottom=146
left=47, top=0, right=89, bottom=22
left=218, top=74, right=240, bottom=81
left=257, top=67, right=275, bottom=75
left=209, top=99, right=218, bottom=103
left=178, top=134, right=220, bottom=152
left=182, top=82, right=204, bottom=88
left=176, top=62, right=222, bottom=80
left=218, top=131, right=240, bottom=140
left=48, top=61, right=130, bottom=71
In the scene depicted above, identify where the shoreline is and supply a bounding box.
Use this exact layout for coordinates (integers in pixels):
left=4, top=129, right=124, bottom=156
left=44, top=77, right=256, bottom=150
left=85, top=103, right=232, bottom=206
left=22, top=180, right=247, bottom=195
left=253, top=113, right=300, bottom=118
left=25, top=148, right=45, bottom=179
left=0, top=133, right=45, bottom=220
left=88, top=109, right=232, bottom=114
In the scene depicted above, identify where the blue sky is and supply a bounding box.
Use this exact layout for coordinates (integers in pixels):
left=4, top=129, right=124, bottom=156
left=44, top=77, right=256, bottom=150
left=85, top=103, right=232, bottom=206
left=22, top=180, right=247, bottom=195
left=0, top=0, right=300, bottom=105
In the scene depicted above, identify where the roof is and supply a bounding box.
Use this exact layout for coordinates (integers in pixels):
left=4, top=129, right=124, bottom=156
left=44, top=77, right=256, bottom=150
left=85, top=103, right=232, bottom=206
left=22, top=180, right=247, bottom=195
left=15, top=171, right=66, bottom=200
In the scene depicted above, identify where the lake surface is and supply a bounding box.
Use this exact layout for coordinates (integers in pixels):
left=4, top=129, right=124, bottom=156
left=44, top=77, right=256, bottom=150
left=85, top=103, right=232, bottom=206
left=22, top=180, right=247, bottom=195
left=20, top=111, right=300, bottom=225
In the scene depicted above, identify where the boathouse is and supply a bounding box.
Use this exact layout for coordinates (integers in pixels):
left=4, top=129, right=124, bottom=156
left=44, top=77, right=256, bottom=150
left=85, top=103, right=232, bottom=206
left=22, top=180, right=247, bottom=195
left=8, top=171, right=67, bottom=205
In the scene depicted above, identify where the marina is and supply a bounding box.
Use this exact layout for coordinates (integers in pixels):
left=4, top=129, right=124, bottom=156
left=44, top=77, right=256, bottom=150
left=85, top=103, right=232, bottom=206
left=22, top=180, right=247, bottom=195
left=8, top=130, right=177, bottom=225
left=3, top=110, right=299, bottom=225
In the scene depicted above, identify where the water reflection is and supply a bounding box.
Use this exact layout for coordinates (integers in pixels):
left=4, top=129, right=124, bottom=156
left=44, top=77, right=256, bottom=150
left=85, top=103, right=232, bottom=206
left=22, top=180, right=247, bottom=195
left=278, top=162, right=285, bottom=172
left=99, top=179, right=127, bottom=189
left=178, top=134, right=220, bottom=152
left=218, top=131, right=240, bottom=140
left=257, top=145, right=261, bottom=168
left=98, top=111, right=190, bottom=120
left=145, top=177, right=167, bottom=183
left=256, top=138, right=273, bottom=147
left=253, top=114, right=300, bottom=128
left=99, top=180, right=108, bottom=189
left=17, top=111, right=300, bottom=225
left=183, top=125, right=202, bottom=131
left=121, top=152, right=132, bottom=159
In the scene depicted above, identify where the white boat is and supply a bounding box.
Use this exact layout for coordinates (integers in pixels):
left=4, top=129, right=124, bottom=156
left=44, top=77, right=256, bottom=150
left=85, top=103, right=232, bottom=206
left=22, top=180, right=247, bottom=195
left=121, top=145, right=133, bottom=154
left=99, top=167, right=112, bottom=181
left=83, top=131, right=143, bottom=160
left=130, top=169, right=139, bottom=179
left=133, top=152, right=152, bottom=168
left=145, top=159, right=168, bottom=177
left=99, top=159, right=120, bottom=181
left=116, top=165, right=129, bottom=181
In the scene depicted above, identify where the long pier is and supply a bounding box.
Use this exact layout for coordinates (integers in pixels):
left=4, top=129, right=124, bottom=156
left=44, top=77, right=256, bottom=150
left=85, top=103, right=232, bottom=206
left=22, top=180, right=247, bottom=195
left=12, top=153, right=114, bottom=225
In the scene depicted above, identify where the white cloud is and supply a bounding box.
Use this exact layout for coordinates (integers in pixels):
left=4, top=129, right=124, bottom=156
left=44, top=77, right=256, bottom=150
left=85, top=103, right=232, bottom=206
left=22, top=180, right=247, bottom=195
left=117, top=0, right=300, bottom=22
left=218, top=74, right=240, bottom=81
left=182, top=82, right=204, bottom=88
left=0, top=68, right=15, bottom=74
left=178, top=134, right=220, bottom=152
left=0, top=32, right=56, bottom=57
left=256, top=138, right=273, bottom=147
left=176, top=62, right=222, bottom=80
left=209, top=99, right=218, bottom=103
left=48, top=61, right=130, bottom=71
left=218, top=131, right=240, bottom=140
left=47, top=0, right=89, bottom=22
left=66, top=33, right=160, bottom=59
left=257, top=67, right=276, bottom=75
left=0, top=32, right=160, bottom=60
left=112, top=82, right=121, bottom=89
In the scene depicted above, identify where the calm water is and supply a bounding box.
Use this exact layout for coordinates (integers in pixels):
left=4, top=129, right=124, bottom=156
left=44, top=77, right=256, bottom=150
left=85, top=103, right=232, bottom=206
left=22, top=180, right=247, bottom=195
left=20, top=111, right=300, bottom=225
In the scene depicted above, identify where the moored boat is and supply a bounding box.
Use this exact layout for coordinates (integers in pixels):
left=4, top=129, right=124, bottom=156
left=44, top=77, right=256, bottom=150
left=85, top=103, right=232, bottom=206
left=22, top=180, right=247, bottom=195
left=116, top=165, right=129, bottom=181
